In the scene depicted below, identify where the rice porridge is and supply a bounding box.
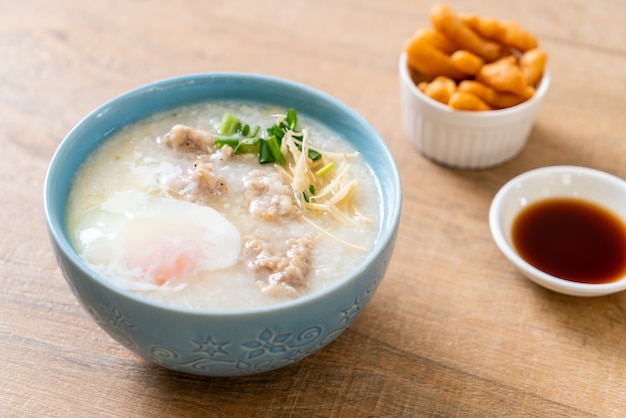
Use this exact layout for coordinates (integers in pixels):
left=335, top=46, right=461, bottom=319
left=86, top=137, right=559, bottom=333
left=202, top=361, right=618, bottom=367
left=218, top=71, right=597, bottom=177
left=66, top=101, right=382, bottom=310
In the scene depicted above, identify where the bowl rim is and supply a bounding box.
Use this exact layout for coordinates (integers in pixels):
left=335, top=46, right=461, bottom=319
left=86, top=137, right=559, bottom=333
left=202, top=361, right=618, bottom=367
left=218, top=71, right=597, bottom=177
left=398, top=52, right=551, bottom=117
left=489, top=165, right=626, bottom=296
left=44, top=71, right=402, bottom=315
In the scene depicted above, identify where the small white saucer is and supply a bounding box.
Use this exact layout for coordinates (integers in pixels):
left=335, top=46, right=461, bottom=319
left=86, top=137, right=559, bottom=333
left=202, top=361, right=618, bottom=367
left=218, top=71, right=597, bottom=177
left=489, top=165, right=626, bottom=297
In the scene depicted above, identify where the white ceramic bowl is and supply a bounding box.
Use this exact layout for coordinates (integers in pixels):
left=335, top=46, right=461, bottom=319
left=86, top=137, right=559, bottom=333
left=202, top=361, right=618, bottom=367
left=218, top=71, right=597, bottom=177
left=399, top=52, right=550, bottom=169
left=489, top=166, right=626, bottom=297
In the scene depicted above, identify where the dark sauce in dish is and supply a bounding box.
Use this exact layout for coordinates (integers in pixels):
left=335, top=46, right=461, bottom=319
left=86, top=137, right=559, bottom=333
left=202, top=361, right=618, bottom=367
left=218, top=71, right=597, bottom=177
left=511, top=198, right=626, bottom=284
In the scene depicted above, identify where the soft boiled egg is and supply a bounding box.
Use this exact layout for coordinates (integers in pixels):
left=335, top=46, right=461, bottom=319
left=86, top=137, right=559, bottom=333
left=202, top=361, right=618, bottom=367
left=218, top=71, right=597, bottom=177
left=71, top=191, right=241, bottom=290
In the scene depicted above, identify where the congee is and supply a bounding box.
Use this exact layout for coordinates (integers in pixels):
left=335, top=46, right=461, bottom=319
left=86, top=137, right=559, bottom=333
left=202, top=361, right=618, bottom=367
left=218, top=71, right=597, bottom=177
left=66, top=101, right=382, bottom=310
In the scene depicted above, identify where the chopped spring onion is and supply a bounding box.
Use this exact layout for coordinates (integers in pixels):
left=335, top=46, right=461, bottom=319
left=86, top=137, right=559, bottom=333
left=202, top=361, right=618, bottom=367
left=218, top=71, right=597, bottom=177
left=215, top=137, right=239, bottom=148
left=215, top=109, right=306, bottom=164
left=234, top=137, right=260, bottom=155
left=258, top=139, right=272, bottom=164
left=219, top=113, right=239, bottom=136
left=267, top=124, right=285, bottom=142
left=302, top=145, right=322, bottom=161
left=249, top=125, right=261, bottom=138
left=285, top=108, right=298, bottom=130
left=216, top=136, right=260, bottom=155
left=302, top=185, right=315, bottom=203
left=265, top=135, right=285, bottom=164
left=315, top=162, right=335, bottom=177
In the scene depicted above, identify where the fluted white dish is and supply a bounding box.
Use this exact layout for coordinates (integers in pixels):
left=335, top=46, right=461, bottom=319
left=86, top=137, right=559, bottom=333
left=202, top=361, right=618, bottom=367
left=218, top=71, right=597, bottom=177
left=489, top=166, right=626, bottom=297
left=399, top=52, right=550, bottom=169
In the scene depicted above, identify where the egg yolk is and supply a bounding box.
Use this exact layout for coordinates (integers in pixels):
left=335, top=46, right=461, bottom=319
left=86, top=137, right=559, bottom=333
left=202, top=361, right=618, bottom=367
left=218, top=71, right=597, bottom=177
left=126, top=239, right=201, bottom=286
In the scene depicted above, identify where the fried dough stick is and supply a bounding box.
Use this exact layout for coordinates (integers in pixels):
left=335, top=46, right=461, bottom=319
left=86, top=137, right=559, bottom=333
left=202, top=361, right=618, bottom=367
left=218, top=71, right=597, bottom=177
left=429, top=3, right=504, bottom=62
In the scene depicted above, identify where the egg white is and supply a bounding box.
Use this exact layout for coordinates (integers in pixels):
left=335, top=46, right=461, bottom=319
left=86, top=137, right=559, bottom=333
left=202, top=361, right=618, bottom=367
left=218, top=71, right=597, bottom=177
left=72, top=191, right=241, bottom=290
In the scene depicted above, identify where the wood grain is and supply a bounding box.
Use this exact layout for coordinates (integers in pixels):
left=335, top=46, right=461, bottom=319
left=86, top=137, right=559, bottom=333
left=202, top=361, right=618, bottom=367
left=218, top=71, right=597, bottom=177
left=2, top=0, right=626, bottom=416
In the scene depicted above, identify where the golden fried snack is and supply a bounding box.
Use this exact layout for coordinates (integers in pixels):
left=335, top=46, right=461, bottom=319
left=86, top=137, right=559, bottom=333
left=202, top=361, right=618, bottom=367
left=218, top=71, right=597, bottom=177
left=404, top=35, right=467, bottom=80
left=429, top=3, right=504, bottom=62
left=520, top=48, right=547, bottom=86
left=411, top=27, right=458, bottom=55
left=457, top=80, right=526, bottom=109
left=450, top=50, right=485, bottom=76
left=422, top=76, right=457, bottom=104
left=476, top=56, right=534, bottom=99
left=403, top=4, right=546, bottom=111
left=460, top=14, right=537, bottom=53
left=448, top=91, right=492, bottom=111
left=500, top=20, right=538, bottom=52
left=459, top=13, right=505, bottom=42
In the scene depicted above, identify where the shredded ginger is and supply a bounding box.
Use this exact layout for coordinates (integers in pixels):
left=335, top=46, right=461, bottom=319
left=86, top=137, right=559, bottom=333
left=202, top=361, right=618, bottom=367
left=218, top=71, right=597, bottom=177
left=277, top=127, right=371, bottom=251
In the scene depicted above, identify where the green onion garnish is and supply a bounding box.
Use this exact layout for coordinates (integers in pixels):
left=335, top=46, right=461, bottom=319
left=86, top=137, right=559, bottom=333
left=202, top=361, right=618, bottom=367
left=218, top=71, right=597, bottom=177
left=265, top=135, right=285, bottom=164
left=267, top=124, right=285, bottom=143
left=285, top=108, right=298, bottom=130
left=219, top=113, right=239, bottom=136
left=215, top=137, right=239, bottom=148
left=307, top=148, right=322, bottom=161
left=216, top=109, right=317, bottom=165
left=259, top=139, right=273, bottom=164
left=234, top=137, right=260, bottom=155
left=315, top=162, right=334, bottom=176
left=249, top=125, right=260, bottom=138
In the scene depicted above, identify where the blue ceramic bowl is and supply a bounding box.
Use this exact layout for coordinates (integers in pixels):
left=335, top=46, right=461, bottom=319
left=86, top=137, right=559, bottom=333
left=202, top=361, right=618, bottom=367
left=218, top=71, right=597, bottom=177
left=44, top=73, right=401, bottom=377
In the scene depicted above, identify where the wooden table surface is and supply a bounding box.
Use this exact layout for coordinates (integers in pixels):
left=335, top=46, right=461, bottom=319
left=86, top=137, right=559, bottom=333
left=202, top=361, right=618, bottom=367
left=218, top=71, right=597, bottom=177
left=3, top=0, right=626, bottom=416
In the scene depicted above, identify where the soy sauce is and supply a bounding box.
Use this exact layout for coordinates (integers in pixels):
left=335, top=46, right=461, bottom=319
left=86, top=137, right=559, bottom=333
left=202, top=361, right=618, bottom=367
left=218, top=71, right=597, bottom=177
left=511, top=198, right=626, bottom=284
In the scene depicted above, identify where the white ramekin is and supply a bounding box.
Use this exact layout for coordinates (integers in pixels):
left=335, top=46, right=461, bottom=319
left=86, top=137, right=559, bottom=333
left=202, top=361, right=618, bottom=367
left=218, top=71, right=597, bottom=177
left=399, top=52, right=550, bottom=169
left=489, top=166, right=626, bottom=297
